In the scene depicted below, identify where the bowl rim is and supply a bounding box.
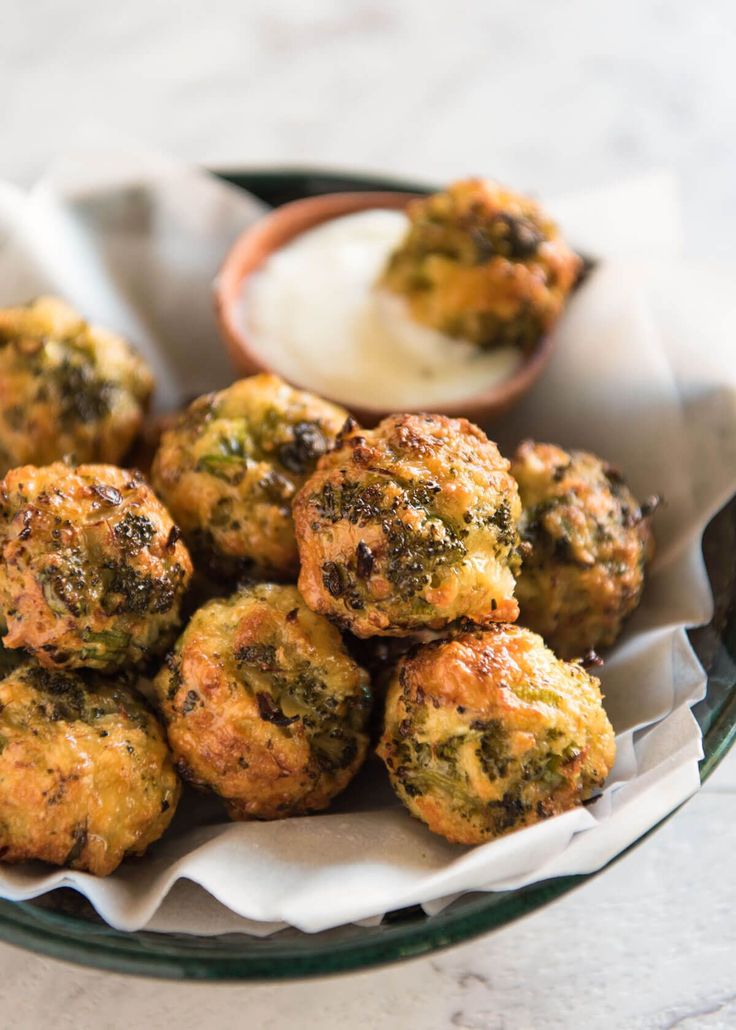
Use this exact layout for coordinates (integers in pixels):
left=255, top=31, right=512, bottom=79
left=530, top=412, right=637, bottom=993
left=1, top=677, right=733, bottom=982
left=213, top=182, right=559, bottom=425
left=0, top=165, right=732, bottom=983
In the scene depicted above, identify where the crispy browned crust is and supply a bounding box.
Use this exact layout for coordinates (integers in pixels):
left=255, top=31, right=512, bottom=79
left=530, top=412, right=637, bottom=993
left=0, top=462, right=192, bottom=671
left=151, top=373, right=349, bottom=581
left=294, top=413, right=521, bottom=637
left=0, top=662, right=180, bottom=875
left=153, top=583, right=372, bottom=820
left=512, top=440, right=655, bottom=658
left=378, top=625, right=616, bottom=845
left=0, top=296, right=153, bottom=474
left=381, top=179, right=581, bottom=351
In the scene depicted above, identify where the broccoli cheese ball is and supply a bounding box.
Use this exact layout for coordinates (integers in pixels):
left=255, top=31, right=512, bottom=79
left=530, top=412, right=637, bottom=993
left=151, top=374, right=349, bottom=581
left=293, top=413, right=522, bottom=637
left=0, top=296, right=153, bottom=475
left=0, top=462, right=193, bottom=671
left=381, top=179, right=581, bottom=352
left=512, top=441, right=656, bottom=659
left=378, top=626, right=616, bottom=845
left=153, top=584, right=372, bottom=820
left=0, top=661, right=180, bottom=875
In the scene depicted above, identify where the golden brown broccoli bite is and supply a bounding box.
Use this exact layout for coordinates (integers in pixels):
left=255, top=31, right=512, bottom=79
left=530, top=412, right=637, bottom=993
left=293, top=413, right=522, bottom=637
left=0, top=296, right=153, bottom=474
left=512, top=441, right=655, bottom=659
left=0, top=462, right=193, bottom=671
left=0, top=661, right=180, bottom=875
left=151, top=374, right=349, bottom=581
left=380, top=179, right=580, bottom=352
left=378, top=626, right=615, bottom=845
left=153, top=584, right=372, bottom=820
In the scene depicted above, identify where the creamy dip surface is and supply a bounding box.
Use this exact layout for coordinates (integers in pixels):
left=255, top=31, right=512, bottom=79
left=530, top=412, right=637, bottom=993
left=240, top=209, right=522, bottom=410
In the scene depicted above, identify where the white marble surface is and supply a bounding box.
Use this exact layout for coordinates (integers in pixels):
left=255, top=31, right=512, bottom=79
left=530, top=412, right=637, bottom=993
left=1, top=2, right=735, bottom=1027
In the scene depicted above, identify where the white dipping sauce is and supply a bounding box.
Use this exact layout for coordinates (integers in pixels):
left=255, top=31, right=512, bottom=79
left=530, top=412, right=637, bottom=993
left=240, top=209, right=521, bottom=409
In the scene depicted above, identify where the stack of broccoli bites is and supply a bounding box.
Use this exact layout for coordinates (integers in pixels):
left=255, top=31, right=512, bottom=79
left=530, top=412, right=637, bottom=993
left=288, top=410, right=648, bottom=845
left=0, top=281, right=655, bottom=871
left=0, top=297, right=189, bottom=873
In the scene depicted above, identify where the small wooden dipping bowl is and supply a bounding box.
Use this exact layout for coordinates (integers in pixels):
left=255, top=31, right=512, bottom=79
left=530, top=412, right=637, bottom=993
left=214, top=191, right=558, bottom=426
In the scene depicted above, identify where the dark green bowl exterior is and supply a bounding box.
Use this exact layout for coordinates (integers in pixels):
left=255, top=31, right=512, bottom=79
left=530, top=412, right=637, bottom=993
left=0, top=169, right=733, bottom=981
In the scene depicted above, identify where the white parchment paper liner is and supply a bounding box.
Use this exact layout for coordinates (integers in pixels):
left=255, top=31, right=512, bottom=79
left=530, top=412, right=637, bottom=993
left=0, top=143, right=733, bottom=935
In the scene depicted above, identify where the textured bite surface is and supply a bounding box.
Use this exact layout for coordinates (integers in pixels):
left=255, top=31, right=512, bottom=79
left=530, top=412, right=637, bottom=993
left=378, top=625, right=616, bottom=844
left=0, top=661, right=179, bottom=875
left=512, top=440, right=655, bottom=658
left=294, top=413, right=522, bottom=637
left=0, top=462, right=192, bottom=670
left=0, top=296, right=153, bottom=474
left=153, top=583, right=372, bottom=820
left=381, top=179, right=580, bottom=351
left=151, top=373, right=349, bottom=581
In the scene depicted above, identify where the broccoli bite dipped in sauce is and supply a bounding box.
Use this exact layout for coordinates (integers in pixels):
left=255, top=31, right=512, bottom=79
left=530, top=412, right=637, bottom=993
left=0, top=462, right=193, bottom=671
left=380, top=179, right=581, bottom=353
left=0, top=660, right=180, bottom=875
left=151, top=374, right=349, bottom=581
left=512, top=441, right=656, bottom=659
left=153, top=583, right=372, bottom=820
left=293, top=413, right=522, bottom=637
left=378, top=625, right=616, bottom=845
left=0, top=296, right=153, bottom=474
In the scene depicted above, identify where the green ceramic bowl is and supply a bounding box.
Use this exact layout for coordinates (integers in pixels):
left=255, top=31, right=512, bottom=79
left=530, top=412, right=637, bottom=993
left=0, top=169, right=734, bottom=981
